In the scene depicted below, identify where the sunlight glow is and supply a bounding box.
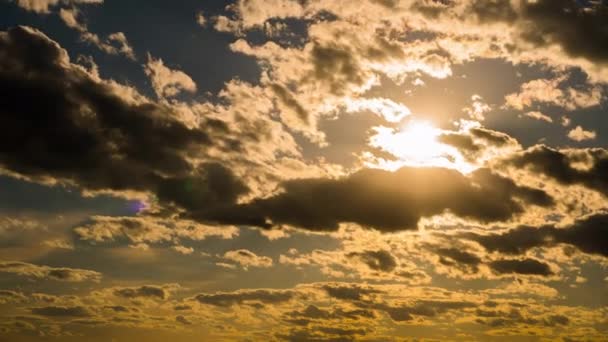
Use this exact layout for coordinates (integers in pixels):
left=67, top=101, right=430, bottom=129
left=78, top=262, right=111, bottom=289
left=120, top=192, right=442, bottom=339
left=366, top=120, right=474, bottom=173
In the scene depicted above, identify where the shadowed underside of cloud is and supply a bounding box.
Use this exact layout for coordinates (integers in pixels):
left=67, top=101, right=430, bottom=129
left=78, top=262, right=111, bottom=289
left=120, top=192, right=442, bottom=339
left=0, top=26, right=249, bottom=211
left=0, top=261, right=101, bottom=282
left=465, top=213, right=608, bottom=258
left=113, top=285, right=169, bottom=300
left=489, top=258, right=553, bottom=276
left=30, top=306, right=92, bottom=318
left=506, top=145, right=608, bottom=197
left=206, top=166, right=553, bottom=232
left=194, top=289, right=295, bottom=307
left=466, top=0, right=608, bottom=63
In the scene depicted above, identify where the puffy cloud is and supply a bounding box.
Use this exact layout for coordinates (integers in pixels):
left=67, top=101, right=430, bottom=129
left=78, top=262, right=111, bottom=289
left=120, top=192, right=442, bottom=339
left=434, top=247, right=482, bottom=273
left=346, top=250, right=397, bottom=272
left=0, top=290, right=27, bottom=304
left=30, top=306, right=92, bottom=317
left=504, top=76, right=603, bottom=112
left=221, top=249, right=273, bottom=269
left=344, top=97, right=411, bottom=123
left=194, top=289, right=295, bottom=307
left=0, top=261, right=101, bottom=282
left=285, top=304, right=375, bottom=323
left=59, top=9, right=135, bottom=59
left=171, top=245, right=194, bottom=255
left=523, top=111, right=553, bottom=123
left=0, top=26, right=344, bottom=232
left=505, top=145, right=608, bottom=197
left=568, top=126, right=597, bottom=142
left=463, top=94, right=491, bottom=121
left=489, top=258, right=554, bottom=276
left=0, top=26, right=229, bottom=207
left=209, top=166, right=553, bottom=232
left=514, top=0, right=608, bottom=64
left=113, top=285, right=173, bottom=300
left=145, top=55, right=197, bottom=98
left=465, top=212, right=608, bottom=258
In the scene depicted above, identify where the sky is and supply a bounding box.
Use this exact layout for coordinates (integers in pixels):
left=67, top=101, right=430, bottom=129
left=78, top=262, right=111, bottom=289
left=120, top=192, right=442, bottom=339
left=0, top=0, right=607, bottom=341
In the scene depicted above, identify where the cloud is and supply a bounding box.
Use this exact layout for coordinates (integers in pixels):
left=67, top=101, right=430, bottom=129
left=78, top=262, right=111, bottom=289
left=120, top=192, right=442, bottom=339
left=434, top=247, right=482, bottom=272
left=568, top=126, right=597, bottom=142
left=0, top=26, right=257, bottom=218
left=516, top=0, right=608, bottom=64
left=145, top=55, right=197, bottom=98
left=0, top=290, right=26, bottom=304
left=285, top=304, right=375, bottom=323
left=523, top=111, right=553, bottom=123
left=175, top=315, right=192, bottom=325
left=465, top=212, right=608, bottom=258
left=505, top=145, right=608, bottom=197
left=0, top=261, right=101, bottom=282
left=463, top=94, right=491, bottom=121
left=321, top=284, right=382, bottom=301
left=12, top=0, right=102, bottom=13
left=171, top=245, right=194, bottom=255
left=504, top=76, right=603, bottom=111
left=194, top=289, right=295, bottom=307
left=113, top=285, right=171, bottom=300
left=30, top=305, right=93, bottom=317
left=221, top=249, right=273, bottom=269
left=58, top=9, right=135, bottom=59
left=346, top=250, right=397, bottom=272
left=489, top=258, right=553, bottom=276
left=344, top=97, right=411, bottom=123
left=208, top=166, right=553, bottom=232
left=74, top=215, right=238, bottom=248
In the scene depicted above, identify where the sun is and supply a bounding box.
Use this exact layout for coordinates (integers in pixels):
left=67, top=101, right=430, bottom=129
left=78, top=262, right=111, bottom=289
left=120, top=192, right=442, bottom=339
left=366, top=120, right=474, bottom=173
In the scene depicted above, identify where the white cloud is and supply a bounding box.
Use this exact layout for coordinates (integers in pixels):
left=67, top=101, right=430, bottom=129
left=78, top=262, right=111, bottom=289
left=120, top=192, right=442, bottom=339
left=523, top=111, right=553, bottom=123
left=145, top=55, right=197, bottom=98
left=567, top=126, right=596, bottom=142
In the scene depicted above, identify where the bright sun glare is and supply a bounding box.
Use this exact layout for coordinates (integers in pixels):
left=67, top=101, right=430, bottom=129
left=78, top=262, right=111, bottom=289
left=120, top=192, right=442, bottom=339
left=367, top=120, right=474, bottom=174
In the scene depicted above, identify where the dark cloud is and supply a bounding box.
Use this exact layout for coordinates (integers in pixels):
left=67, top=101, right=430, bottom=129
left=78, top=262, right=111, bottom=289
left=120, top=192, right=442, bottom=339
left=519, top=0, right=608, bottom=63
left=286, top=304, right=375, bottom=322
left=505, top=145, right=608, bottom=197
left=322, top=284, right=382, bottom=301
left=103, top=305, right=130, bottom=313
left=270, top=83, right=310, bottom=123
left=156, top=163, right=249, bottom=212
left=436, top=248, right=482, bottom=266
left=0, top=26, right=246, bottom=213
left=466, top=213, right=608, bottom=258
left=438, top=133, right=481, bottom=154
left=470, top=127, right=517, bottom=147
left=30, top=306, right=92, bottom=318
left=425, top=0, right=608, bottom=63
left=309, top=43, right=365, bottom=96
left=469, top=0, right=518, bottom=23
left=194, top=289, right=294, bottom=307
left=175, top=315, right=192, bottom=325
left=113, top=285, right=168, bottom=300
left=434, top=247, right=482, bottom=273
left=209, top=166, right=553, bottom=232
left=545, top=314, right=570, bottom=326
left=0, top=261, right=101, bottom=282
left=489, top=258, right=553, bottom=276
left=346, top=250, right=397, bottom=272
left=375, top=300, right=478, bottom=322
